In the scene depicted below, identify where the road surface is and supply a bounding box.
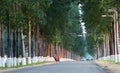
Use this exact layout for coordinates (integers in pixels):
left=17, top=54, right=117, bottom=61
left=2, top=61, right=106, bottom=73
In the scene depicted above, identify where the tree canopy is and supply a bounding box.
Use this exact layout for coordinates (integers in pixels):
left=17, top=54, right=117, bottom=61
left=2, top=0, right=119, bottom=58
left=0, top=0, right=84, bottom=57
left=79, top=0, right=120, bottom=56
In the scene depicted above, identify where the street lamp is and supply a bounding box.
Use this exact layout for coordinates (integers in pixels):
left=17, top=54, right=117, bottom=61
left=70, top=33, right=83, bottom=37
left=101, top=15, right=113, bottom=18
left=102, top=8, right=118, bottom=63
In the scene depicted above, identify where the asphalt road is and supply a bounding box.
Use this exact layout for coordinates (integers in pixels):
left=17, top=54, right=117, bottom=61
left=2, top=61, right=106, bottom=73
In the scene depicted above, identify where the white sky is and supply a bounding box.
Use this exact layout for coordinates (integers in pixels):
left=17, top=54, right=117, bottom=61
left=78, top=4, right=86, bottom=34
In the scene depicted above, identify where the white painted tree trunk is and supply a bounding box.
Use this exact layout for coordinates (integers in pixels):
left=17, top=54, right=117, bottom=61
left=28, top=57, right=31, bottom=64
left=35, top=56, right=38, bottom=63
left=13, top=57, right=17, bottom=66
left=118, top=54, right=120, bottom=62
left=0, top=56, right=1, bottom=67
left=38, top=56, right=42, bottom=62
left=11, top=58, right=14, bottom=67
left=110, top=55, right=114, bottom=61
left=22, top=58, right=26, bottom=65
left=21, top=28, right=26, bottom=65
left=17, top=58, right=21, bottom=66
left=31, top=57, right=34, bottom=63
left=7, top=57, right=12, bottom=67
left=1, top=57, right=5, bottom=67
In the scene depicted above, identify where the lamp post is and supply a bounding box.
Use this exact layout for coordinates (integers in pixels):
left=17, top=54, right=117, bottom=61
left=113, top=9, right=118, bottom=63
left=102, top=8, right=118, bottom=63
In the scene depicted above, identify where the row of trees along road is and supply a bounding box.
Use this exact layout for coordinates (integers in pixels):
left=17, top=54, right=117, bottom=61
left=0, top=0, right=84, bottom=67
left=80, top=0, right=120, bottom=62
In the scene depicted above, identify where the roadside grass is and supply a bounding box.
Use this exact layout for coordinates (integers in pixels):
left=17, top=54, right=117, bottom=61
left=12, top=61, right=47, bottom=68
left=101, top=60, right=114, bottom=63
left=0, top=67, right=6, bottom=70
left=0, top=63, right=8, bottom=70
left=98, top=60, right=120, bottom=65
left=0, top=61, right=52, bottom=70
left=98, top=60, right=115, bottom=64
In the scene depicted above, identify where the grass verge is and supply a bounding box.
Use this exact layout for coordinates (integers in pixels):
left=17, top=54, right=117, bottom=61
left=101, top=60, right=114, bottom=63
left=0, top=61, right=52, bottom=70
left=97, top=60, right=120, bottom=64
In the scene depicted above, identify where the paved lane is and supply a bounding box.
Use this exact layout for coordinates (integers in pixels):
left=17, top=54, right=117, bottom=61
left=3, top=61, right=106, bottom=73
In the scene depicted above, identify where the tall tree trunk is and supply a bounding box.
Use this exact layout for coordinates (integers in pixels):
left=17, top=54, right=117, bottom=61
left=0, top=23, right=2, bottom=57
left=51, top=43, right=54, bottom=57
left=106, top=35, right=110, bottom=56
left=50, top=43, right=52, bottom=57
left=13, top=30, right=17, bottom=66
left=116, top=10, right=119, bottom=62
left=103, top=35, right=106, bottom=60
left=40, top=36, right=43, bottom=56
left=116, top=11, right=119, bottom=53
left=48, top=42, right=51, bottom=57
left=46, top=40, right=48, bottom=56
left=108, top=25, right=115, bottom=61
left=31, top=26, right=34, bottom=63
left=61, top=45, right=63, bottom=58
left=43, top=38, right=46, bottom=57
left=63, top=47, right=65, bottom=58
left=35, top=25, right=39, bottom=62
left=20, top=28, right=26, bottom=65
left=65, top=49, right=67, bottom=58
left=0, top=23, right=4, bottom=67
left=111, top=23, right=115, bottom=55
left=58, top=45, right=61, bottom=56
left=42, top=36, right=46, bottom=57
left=0, top=24, right=1, bottom=67
left=54, top=42, right=57, bottom=55
left=118, top=12, right=120, bottom=62
left=113, top=11, right=118, bottom=62
left=60, top=45, right=62, bottom=57
left=115, top=11, right=119, bottom=56
left=38, top=26, right=41, bottom=62
left=118, top=13, right=120, bottom=54
left=16, top=28, right=20, bottom=66
left=49, top=43, right=52, bottom=57
left=7, top=19, right=12, bottom=67
left=56, top=43, right=58, bottom=55
left=28, top=17, right=31, bottom=64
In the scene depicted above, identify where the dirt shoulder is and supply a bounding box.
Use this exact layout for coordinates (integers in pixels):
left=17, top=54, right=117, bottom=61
left=95, top=61, right=120, bottom=73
